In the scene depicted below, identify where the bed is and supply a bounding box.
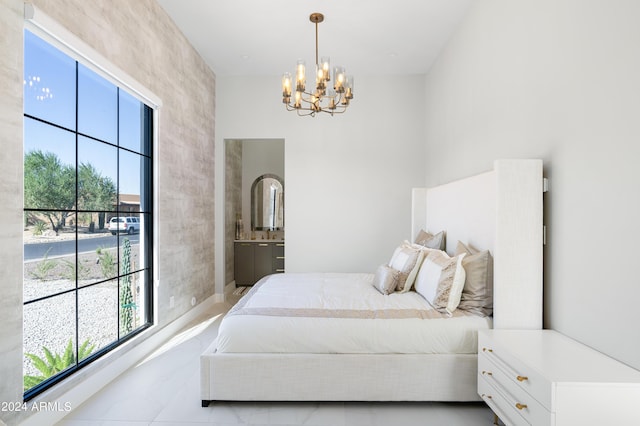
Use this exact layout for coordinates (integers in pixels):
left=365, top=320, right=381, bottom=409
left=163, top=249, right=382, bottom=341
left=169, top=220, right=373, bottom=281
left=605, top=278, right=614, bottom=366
left=201, top=159, right=544, bottom=405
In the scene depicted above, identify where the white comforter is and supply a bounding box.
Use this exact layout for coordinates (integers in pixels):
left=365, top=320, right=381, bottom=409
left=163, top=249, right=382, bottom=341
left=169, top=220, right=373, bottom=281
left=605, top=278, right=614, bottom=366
left=216, top=272, right=492, bottom=354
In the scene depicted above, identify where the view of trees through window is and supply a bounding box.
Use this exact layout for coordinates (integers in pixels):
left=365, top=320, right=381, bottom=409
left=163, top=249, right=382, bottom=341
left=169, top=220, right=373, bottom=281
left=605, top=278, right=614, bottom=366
left=23, top=29, right=154, bottom=398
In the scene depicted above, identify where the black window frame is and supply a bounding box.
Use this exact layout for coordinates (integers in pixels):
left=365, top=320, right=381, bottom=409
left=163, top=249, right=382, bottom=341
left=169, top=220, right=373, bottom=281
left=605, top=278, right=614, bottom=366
left=22, top=29, right=155, bottom=401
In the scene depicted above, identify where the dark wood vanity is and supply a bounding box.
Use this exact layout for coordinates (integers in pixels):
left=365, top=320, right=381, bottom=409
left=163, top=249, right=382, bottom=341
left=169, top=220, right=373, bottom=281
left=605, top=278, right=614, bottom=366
left=234, top=240, right=285, bottom=286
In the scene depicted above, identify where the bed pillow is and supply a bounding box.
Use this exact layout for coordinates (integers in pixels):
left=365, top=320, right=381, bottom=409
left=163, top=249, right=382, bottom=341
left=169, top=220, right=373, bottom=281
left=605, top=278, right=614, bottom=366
left=414, top=229, right=446, bottom=251
left=387, top=241, right=427, bottom=292
left=372, top=265, right=402, bottom=295
left=455, top=241, right=493, bottom=316
left=414, top=250, right=466, bottom=315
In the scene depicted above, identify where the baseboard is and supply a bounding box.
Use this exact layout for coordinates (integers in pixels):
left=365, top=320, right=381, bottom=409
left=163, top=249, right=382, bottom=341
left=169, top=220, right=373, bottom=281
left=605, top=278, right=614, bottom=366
left=19, top=293, right=222, bottom=426
left=224, top=281, right=236, bottom=302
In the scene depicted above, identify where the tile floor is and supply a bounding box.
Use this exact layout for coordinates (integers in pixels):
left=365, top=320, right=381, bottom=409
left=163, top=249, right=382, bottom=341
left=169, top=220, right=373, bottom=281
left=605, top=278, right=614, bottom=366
left=57, top=301, right=496, bottom=425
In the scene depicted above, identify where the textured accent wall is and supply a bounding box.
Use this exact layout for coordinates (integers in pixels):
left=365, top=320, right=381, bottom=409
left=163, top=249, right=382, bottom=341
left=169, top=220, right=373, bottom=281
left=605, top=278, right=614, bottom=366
left=225, top=140, right=242, bottom=285
left=0, top=1, right=26, bottom=424
left=26, top=0, right=216, bottom=322
left=0, top=0, right=215, bottom=423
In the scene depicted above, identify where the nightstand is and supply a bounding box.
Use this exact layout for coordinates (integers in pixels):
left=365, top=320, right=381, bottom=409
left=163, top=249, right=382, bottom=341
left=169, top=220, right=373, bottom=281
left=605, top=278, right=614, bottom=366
left=478, top=329, right=640, bottom=426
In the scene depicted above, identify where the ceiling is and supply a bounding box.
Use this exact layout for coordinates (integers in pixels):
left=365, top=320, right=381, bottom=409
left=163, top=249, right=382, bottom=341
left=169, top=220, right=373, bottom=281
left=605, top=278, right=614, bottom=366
left=156, top=0, right=472, bottom=77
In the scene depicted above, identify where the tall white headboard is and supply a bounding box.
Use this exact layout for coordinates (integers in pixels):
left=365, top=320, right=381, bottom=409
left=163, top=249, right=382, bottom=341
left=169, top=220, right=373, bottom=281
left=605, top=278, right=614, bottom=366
left=412, top=159, right=543, bottom=329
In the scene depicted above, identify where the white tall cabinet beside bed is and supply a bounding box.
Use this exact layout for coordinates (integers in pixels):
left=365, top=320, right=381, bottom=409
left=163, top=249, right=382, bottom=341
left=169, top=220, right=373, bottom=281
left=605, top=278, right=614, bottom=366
left=201, top=159, right=544, bottom=405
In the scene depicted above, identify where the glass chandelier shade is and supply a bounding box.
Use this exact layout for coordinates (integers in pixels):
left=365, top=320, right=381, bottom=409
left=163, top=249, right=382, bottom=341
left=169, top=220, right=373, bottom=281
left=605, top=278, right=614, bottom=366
left=282, top=13, right=354, bottom=117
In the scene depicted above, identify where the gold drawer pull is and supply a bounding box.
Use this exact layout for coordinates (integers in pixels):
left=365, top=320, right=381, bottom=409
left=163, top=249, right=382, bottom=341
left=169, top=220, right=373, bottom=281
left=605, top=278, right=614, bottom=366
left=258, top=243, right=269, bottom=247
left=275, top=269, right=285, bottom=272
left=276, top=243, right=285, bottom=247
left=515, top=403, right=528, bottom=410
left=276, top=256, right=285, bottom=259
left=516, top=375, right=528, bottom=382
left=481, top=393, right=492, bottom=400
left=482, top=347, right=493, bottom=353
left=482, top=370, right=493, bottom=376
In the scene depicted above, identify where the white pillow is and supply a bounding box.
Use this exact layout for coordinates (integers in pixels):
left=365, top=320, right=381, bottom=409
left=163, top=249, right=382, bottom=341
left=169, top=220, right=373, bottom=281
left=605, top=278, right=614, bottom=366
left=371, top=265, right=401, bottom=295
left=414, top=229, right=446, bottom=251
left=456, top=241, right=493, bottom=316
left=414, top=250, right=466, bottom=315
left=387, top=241, right=428, bottom=292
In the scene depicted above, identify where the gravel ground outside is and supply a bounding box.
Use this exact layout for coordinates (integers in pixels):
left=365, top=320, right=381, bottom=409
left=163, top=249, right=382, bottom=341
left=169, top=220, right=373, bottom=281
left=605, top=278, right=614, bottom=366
left=23, top=226, right=141, bottom=386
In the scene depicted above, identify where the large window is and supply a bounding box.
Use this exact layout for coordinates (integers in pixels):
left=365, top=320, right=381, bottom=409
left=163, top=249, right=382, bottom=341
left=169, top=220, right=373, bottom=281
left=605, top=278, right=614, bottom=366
left=23, top=29, right=154, bottom=399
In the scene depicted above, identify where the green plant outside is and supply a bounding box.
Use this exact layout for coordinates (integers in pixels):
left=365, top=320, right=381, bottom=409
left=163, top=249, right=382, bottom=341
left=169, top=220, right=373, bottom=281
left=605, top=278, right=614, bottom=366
left=61, top=258, right=90, bottom=281
left=23, top=338, right=95, bottom=391
left=30, top=247, right=58, bottom=281
left=96, top=246, right=116, bottom=279
left=120, top=238, right=135, bottom=335
left=32, top=220, right=46, bottom=235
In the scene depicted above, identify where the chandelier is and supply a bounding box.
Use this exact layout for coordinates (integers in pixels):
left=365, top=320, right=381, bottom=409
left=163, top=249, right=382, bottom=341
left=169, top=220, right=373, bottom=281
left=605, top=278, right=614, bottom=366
left=281, top=13, right=354, bottom=117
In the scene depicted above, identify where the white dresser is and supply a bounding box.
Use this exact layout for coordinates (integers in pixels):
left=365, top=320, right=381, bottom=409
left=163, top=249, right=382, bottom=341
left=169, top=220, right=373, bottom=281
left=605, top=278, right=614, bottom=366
left=478, top=329, right=640, bottom=426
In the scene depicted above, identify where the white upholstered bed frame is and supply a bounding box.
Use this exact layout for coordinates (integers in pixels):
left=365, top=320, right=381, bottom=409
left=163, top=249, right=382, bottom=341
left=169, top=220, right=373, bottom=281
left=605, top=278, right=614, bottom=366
left=201, top=159, right=543, bottom=405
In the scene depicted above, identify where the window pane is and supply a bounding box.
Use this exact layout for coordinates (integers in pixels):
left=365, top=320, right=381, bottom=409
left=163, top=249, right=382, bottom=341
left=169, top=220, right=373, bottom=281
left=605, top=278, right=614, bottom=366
left=23, top=30, right=76, bottom=131
left=119, top=150, right=147, bottom=203
left=24, top=118, right=76, bottom=212
left=118, top=90, right=143, bottom=153
left=78, top=281, right=118, bottom=356
left=78, top=63, right=117, bottom=143
left=23, top=293, right=76, bottom=392
left=24, top=212, right=76, bottom=302
left=71, top=212, right=119, bottom=288
left=24, top=117, right=76, bottom=165
left=78, top=136, right=117, bottom=212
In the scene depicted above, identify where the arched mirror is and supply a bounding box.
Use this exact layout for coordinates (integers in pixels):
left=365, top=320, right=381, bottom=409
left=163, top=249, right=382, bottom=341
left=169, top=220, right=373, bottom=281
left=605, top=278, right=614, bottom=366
left=251, top=174, right=284, bottom=231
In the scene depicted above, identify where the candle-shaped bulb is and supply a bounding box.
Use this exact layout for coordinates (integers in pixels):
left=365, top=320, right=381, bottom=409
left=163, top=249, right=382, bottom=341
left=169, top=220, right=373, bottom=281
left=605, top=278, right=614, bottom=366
left=282, top=73, right=292, bottom=97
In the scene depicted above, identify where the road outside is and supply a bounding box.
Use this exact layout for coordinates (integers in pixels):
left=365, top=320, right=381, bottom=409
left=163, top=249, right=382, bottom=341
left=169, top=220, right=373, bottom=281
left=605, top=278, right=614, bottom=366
left=24, top=226, right=141, bottom=261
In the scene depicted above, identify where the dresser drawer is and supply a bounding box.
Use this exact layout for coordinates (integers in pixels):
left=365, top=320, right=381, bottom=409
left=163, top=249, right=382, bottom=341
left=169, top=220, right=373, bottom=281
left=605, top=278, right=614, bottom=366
left=479, top=332, right=551, bottom=409
left=479, top=374, right=529, bottom=426
left=479, top=356, right=551, bottom=426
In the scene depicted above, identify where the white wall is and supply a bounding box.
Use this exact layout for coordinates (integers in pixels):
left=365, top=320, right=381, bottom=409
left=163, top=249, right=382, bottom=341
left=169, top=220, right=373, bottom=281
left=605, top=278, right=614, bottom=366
left=423, top=0, right=640, bottom=369
left=215, top=75, right=426, bottom=292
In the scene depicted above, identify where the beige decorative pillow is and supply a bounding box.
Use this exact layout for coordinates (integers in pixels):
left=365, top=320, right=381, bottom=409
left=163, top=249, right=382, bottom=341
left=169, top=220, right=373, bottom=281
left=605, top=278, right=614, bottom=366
left=455, top=241, right=493, bottom=316
left=414, top=229, right=446, bottom=251
left=387, top=241, right=428, bottom=292
left=414, top=250, right=466, bottom=315
left=372, top=265, right=401, bottom=295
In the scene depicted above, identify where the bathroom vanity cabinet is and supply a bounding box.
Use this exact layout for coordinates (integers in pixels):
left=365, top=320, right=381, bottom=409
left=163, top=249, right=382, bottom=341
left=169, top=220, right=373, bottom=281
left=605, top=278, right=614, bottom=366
left=234, top=241, right=285, bottom=286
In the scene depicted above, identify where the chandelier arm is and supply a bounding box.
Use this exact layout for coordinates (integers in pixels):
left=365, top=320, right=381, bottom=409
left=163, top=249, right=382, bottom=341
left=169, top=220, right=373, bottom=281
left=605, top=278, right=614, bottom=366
left=285, top=99, right=348, bottom=115
left=284, top=100, right=322, bottom=116
left=297, top=108, right=315, bottom=117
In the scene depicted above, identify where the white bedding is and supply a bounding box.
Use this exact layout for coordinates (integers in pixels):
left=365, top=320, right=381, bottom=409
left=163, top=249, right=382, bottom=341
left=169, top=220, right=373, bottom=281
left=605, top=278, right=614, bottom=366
left=216, top=273, right=492, bottom=354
